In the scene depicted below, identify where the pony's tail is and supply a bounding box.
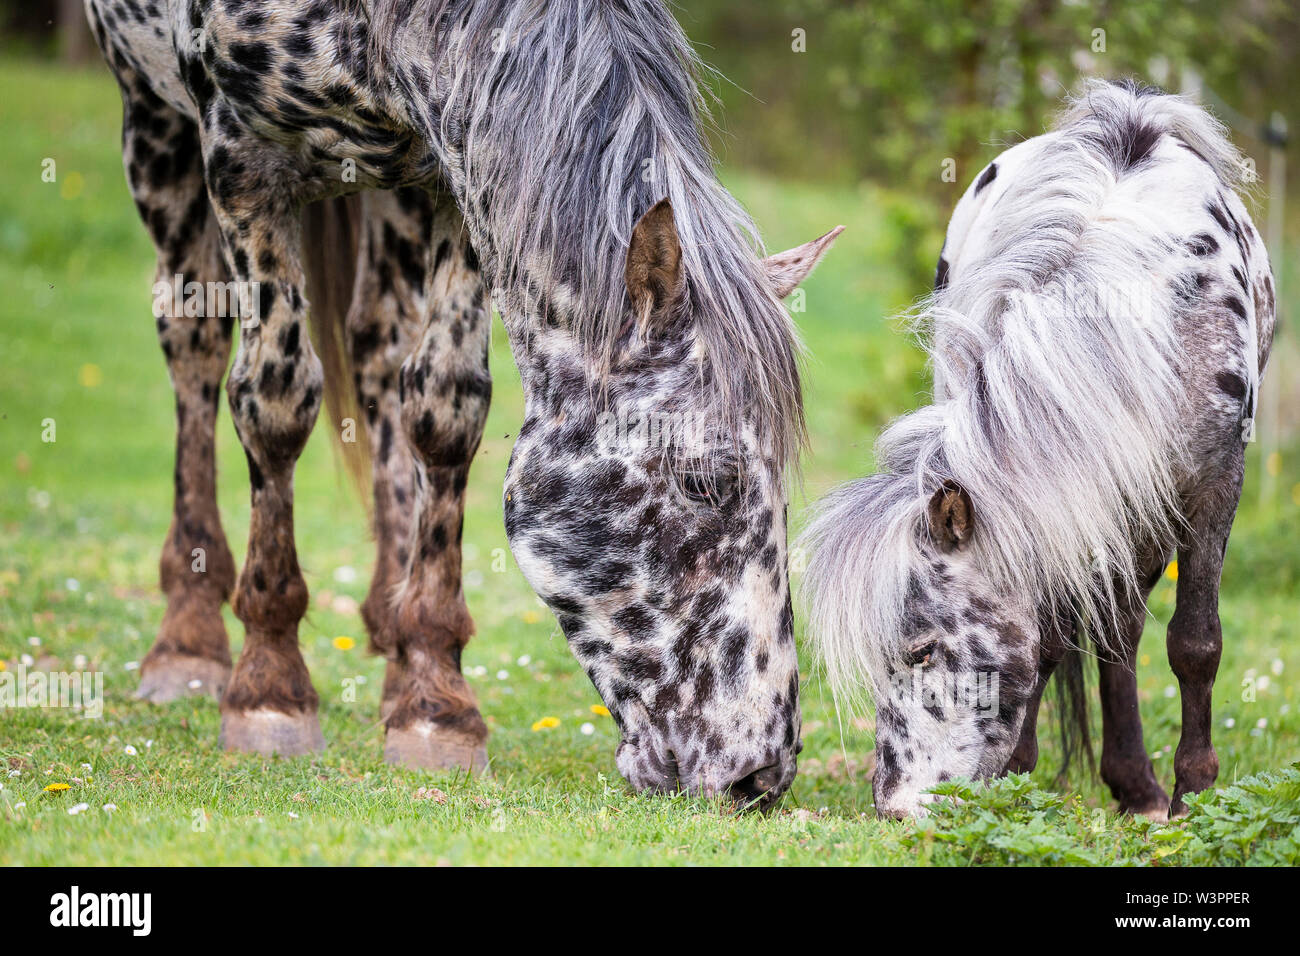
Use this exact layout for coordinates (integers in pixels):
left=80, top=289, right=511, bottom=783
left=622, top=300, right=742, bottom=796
left=301, top=195, right=370, bottom=496
left=1049, top=640, right=1096, bottom=782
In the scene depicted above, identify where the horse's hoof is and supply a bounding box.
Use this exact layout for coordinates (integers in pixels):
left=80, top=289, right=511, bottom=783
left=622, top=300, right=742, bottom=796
left=135, top=654, right=230, bottom=703
left=379, top=659, right=404, bottom=724
left=219, top=708, right=325, bottom=755
left=384, top=722, right=488, bottom=774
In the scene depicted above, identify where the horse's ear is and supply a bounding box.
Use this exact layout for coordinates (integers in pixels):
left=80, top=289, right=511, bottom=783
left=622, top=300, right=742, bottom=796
left=927, top=480, right=975, bottom=552
left=762, top=225, right=844, bottom=299
left=626, top=198, right=685, bottom=332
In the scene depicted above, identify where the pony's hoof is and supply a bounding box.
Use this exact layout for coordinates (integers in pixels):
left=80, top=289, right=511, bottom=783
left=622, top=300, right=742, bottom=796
left=135, top=654, right=229, bottom=703
left=219, top=708, right=325, bottom=755
left=384, top=722, right=488, bottom=774
left=1120, top=800, right=1172, bottom=823
left=1118, top=791, right=1173, bottom=823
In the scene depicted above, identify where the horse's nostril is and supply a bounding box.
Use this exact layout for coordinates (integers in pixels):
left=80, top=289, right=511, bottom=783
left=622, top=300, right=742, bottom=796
left=729, top=762, right=785, bottom=809
left=662, top=748, right=681, bottom=788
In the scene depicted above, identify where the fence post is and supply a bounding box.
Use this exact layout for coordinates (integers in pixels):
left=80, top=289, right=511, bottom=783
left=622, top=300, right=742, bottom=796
left=1261, top=112, right=1286, bottom=505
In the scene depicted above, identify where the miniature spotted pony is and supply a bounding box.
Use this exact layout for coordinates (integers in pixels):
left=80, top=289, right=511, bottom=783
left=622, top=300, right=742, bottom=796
left=803, top=81, right=1274, bottom=819
left=88, top=0, right=839, bottom=805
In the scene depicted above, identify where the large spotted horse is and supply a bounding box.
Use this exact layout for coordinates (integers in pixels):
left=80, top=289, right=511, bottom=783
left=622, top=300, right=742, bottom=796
left=88, top=0, right=840, bottom=805
left=803, top=81, right=1274, bottom=819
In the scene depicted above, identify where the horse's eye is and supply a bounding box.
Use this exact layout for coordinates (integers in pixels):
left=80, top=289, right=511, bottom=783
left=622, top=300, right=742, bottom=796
left=670, top=461, right=739, bottom=508
left=904, top=641, right=938, bottom=668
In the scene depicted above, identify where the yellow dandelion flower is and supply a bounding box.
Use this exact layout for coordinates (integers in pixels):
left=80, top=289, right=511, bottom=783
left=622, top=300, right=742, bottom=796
left=44, top=782, right=70, bottom=792
left=590, top=704, right=610, bottom=717
left=531, top=716, right=560, bottom=731
left=0, top=660, right=6, bottom=672
left=1139, top=654, right=1151, bottom=668
left=1266, top=452, right=1281, bottom=477
left=1165, top=560, right=1178, bottom=582
left=77, top=363, right=102, bottom=388
left=60, top=171, right=85, bottom=200
left=521, top=610, right=541, bottom=625
left=332, top=636, right=356, bottom=651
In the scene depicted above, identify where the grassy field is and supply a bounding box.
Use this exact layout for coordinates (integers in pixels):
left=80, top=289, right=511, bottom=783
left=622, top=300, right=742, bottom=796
left=1, top=57, right=1297, bottom=865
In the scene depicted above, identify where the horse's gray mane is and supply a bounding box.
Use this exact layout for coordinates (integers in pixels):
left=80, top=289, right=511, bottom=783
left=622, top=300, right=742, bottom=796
left=368, top=0, right=804, bottom=467
left=802, top=80, right=1247, bottom=701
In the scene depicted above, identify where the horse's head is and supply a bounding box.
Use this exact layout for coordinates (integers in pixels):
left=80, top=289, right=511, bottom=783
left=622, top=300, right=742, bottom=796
left=504, top=199, right=839, bottom=808
left=804, top=477, right=1041, bottom=819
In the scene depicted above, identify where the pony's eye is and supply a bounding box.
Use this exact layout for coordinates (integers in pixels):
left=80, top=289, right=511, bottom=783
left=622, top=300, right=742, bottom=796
left=904, top=641, right=938, bottom=668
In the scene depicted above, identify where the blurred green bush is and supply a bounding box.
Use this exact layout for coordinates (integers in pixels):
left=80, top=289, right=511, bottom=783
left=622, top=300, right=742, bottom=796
left=685, top=0, right=1298, bottom=287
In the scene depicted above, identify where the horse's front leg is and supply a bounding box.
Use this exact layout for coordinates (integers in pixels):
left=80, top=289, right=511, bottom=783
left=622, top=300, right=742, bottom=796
left=205, top=147, right=325, bottom=754
left=381, top=192, right=492, bottom=772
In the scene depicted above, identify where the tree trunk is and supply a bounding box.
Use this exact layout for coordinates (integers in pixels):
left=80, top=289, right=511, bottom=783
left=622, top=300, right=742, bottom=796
left=59, top=0, right=95, bottom=65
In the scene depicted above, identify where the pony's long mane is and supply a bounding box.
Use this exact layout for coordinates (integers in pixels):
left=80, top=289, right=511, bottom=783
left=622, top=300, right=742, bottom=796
left=368, top=0, right=804, bottom=467
left=802, top=80, right=1247, bottom=701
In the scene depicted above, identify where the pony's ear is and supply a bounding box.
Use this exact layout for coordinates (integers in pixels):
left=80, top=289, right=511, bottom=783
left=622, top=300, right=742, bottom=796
left=626, top=198, right=685, bottom=331
left=762, top=225, right=844, bottom=299
left=927, top=480, right=975, bottom=552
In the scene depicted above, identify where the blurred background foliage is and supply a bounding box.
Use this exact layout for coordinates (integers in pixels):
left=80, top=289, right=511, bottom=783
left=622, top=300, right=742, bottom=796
left=681, top=0, right=1297, bottom=288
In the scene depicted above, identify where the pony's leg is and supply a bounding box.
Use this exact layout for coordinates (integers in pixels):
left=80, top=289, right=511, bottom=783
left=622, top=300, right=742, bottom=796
left=1167, top=468, right=1242, bottom=815
left=1004, top=608, right=1071, bottom=773
left=203, top=148, right=324, bottom=754
left=382, top=192, right=492, bottom=772
left=1096, top=559, right=1170, bottom=819
left=112, top=69, right=236, bottom=702
left=340, top=189, right=424, bottom=716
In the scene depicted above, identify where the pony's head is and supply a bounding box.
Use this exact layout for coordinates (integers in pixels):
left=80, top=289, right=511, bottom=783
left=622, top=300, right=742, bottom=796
left=504, top=200, right=840, bottom=808
left=802, top=475, right=1041, bottom=818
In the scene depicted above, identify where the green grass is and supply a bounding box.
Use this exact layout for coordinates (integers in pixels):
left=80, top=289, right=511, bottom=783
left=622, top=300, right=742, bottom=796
left=1, top=57, right=1298, bottom=865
